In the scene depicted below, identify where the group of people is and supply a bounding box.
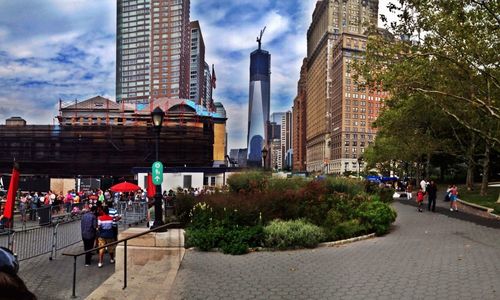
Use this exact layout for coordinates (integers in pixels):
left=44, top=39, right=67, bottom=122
left=80, top=200, right=120, bottom=268
left=415, top=179, right=459, bottom=212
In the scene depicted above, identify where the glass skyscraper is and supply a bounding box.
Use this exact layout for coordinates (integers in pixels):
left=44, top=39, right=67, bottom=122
left=247, top=42, right=270, bottom=167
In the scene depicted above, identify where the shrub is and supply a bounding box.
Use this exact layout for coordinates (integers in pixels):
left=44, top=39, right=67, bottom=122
left=378, top=187, right=395, bottom=203
left=326, top=219, right=368, bottom=241
left=267, top=177, right=308, bottom=192
left=189, top=202, right=215, bottom=228
left=227, top=171, right=268, bottom=193
left=364, top=180, right=380, bottom=194
left=219, top=226, right=264, bottom=255
left=356, top=201, right=397, bottom=235
left=185, top=225, right=263, bottom=255
left=263, top=219, right=325, bottom=250
left=175, top=193, right=198, bottom=225
left=323, top=208, right=344, bottom=228
left=185, top=226, right=225, bottom=251
left=324, top=177, right=364, bottom=198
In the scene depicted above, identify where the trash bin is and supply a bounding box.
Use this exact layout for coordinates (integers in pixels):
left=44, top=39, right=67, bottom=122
left=38, top=206, right=51, bottom=226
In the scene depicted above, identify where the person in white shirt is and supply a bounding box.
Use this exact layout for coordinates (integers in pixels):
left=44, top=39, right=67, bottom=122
left=420, top=179, right=427, bottom=193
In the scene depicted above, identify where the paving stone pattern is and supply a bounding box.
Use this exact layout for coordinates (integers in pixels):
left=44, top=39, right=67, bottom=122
left=170, top=201, right=500, bottom=300
left=19, top=238, right=115, bottom=299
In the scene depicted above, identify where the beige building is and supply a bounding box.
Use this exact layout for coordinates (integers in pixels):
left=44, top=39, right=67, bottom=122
left=305, top=0, right=379, bottom=173
left=330, top=32, right=386, bottom=174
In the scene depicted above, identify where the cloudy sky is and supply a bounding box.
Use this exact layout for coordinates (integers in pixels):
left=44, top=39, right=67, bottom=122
left=0, top=0, right=393, bottom=151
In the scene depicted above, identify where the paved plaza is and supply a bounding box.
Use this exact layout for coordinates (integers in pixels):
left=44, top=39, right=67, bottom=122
left=19, top=242, right=115, bottom=300
left=16, top=197, right=500, bottom=299
left=170, top=200, right=500, bottom=300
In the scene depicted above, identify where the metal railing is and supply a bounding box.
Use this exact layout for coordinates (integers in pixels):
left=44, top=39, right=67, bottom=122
left=62, top=222, right=181, bottom=298
left=116, top=201, right=148, bottom=228
left=0, top=219, right=81, bottom=261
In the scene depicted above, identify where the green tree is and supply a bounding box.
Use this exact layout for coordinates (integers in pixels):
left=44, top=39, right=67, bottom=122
left=357, top=0, right=499, bottom=194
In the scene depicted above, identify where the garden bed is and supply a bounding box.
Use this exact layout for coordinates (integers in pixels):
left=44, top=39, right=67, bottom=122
left=178, top=172, right=397, bottom=255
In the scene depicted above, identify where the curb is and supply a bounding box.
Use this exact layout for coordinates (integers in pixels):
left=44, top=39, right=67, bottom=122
left=457, top=199, right=500, bottom=220
left=458, top=199, right=493, bottom=213
left=188, top=233, right=377, bottom=253
left=318, top=233, right=376, bottom=248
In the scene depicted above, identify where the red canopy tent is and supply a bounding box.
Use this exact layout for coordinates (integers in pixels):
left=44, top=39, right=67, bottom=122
left=109, top=181, right=141, bottom=193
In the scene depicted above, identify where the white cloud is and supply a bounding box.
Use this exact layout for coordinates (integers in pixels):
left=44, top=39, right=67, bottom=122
left=0, top=0, right=398, bottom=151
left=221, top=99, right=249, bottom=150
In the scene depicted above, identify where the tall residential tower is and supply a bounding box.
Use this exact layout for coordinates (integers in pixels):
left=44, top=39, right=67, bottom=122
left=189, top=20, right=206, bottom=105
left=116, top=0, right=191, bottom=104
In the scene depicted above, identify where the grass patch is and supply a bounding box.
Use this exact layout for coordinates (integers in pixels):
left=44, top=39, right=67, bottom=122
left=438, top=184, right=500, bottom=210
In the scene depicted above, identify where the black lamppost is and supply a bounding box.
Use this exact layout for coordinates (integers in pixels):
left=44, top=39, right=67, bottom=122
left=261, top=147, right=268, bottom=170
left=357, top=156, right=363, bottom=178
left=151, top=107, right=165, bottom=229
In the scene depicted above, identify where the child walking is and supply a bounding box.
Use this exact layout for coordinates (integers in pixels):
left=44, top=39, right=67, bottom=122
left=449, top=185, right=458, bottom=211
left=416, top=188, right=424, bottom=212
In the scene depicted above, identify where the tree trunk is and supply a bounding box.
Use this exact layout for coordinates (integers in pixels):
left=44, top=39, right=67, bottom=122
left=480, top=143, right=490, bottom=196
left=465, top=134, right=476, bottom=191
left=425, top=153, right=431, bottom=179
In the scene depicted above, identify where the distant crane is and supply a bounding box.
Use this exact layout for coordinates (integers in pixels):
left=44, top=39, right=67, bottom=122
left=257, top=26, right=266, bottom=49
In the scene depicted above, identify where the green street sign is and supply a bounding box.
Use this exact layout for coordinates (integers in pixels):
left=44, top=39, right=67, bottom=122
left=152, top=161, right=164, bottom=185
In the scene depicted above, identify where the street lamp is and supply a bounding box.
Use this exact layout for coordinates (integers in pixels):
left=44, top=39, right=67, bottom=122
left=151, top=107, right=164, bottom=229
left=261, top=147, right=268, bottom=170
left=357, top=156, right=363, bottom=179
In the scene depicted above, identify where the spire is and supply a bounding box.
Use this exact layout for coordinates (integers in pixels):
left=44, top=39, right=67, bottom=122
left=256, top=26, right=266, bottom=50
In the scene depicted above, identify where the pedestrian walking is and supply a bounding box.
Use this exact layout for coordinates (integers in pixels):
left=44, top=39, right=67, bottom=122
left=427, top=180, right=438, bottom=212
left=19, top=194, right=28, bottom=223
left=449, top=185, right=459, bottom=211
left=64, top=191, right=73, bottom=213
left=406, top=182, right=413, bottom=200
left=97, top=207, right=116, bottom=268
left=81, top=206, right=97, bottom=267
left=29, top=192, right=38, bottom=221
left=420, top=178, right=427, bottom=193
left=416, top=188, right=424, bottom=212
left=444, top=185, right=452, bottom=202
left=107, top=202, right=120, bottom=242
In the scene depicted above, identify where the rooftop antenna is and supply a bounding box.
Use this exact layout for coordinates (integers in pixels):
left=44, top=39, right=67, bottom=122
left=257, top=26, right=266, bottom=50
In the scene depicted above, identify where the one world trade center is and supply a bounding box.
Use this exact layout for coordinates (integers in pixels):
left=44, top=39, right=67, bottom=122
left=247, top=28, right=270, bottom=167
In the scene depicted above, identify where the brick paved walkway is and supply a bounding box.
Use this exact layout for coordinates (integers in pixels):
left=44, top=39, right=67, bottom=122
left=18, top=242, right=115, bottom=300
left=170, top=201, right=500, bottom=300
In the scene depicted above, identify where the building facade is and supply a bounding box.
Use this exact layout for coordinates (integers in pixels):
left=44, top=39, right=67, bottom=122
left=281, top=111, right=293, bottom=170
left=116, top=0, right=151, bottom=104
left=247, top=41, right=271, bottom=167
left=330, top=32, right=385, bottom=174
left=189, top=21, right=206, bottom=105
left=203, top=62, right=213, bottom=108
left=305, top=0, right=379, bottom=173
left=292, top=58, right=307, bottom=172
left=116, top=0, right=191, bottom=104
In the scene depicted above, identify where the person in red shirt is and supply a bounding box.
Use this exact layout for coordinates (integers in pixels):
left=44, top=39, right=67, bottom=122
left=416, top=188, right=424, bottom=212
left=97, top=207, right=116, bottom=268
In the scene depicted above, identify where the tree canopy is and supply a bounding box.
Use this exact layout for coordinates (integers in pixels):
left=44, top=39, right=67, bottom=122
left=357, top=0, right=499, bottom=192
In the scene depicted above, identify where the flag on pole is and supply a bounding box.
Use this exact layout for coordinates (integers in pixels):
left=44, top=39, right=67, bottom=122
left=211, top=64, right=216, bottom=89
left=4, top=162, right=20, bottom=227
left=146, top=173, right=155, bottom=198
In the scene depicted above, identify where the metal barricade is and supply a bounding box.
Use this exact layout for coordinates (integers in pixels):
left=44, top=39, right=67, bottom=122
left=0, top=218, right=82, bottom=261
left=117, top=201, right=148, bottom=228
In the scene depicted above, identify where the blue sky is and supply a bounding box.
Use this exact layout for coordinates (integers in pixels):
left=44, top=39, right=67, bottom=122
left=0, top=0, right=393, bottom=150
